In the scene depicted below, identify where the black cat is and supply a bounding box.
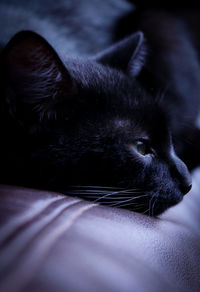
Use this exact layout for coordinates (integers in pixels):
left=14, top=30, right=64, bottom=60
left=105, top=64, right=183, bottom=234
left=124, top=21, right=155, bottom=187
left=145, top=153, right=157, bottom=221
left=0, top=1, right=192, bottom=216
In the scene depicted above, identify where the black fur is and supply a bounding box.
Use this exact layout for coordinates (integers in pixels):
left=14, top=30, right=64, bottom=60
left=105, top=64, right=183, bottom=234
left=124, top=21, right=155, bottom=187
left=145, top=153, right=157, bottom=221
left=115, top=6, right=200, bottom=170
left=0, top=29, right=192, bottom=216
left=0, top=1, right=193, bottom=216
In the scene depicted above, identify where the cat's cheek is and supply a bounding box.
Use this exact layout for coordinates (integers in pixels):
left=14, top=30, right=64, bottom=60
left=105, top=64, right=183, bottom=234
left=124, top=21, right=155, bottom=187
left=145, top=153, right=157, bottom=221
left=127, top=148, right=153, bottom=169
left=142, top=156, right=154, bottom=170
left=136, top=153, right=153, bottom=166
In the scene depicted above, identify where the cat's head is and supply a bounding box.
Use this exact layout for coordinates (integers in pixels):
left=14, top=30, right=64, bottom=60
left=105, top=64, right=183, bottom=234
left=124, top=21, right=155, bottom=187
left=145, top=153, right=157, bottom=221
left=0, top=31, right=192, bottom=216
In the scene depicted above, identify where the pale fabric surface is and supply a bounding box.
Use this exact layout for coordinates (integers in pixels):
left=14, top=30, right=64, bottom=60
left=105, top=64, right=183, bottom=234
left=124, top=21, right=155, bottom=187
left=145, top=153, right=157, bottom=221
left=0, top=168, right=200, bottom=292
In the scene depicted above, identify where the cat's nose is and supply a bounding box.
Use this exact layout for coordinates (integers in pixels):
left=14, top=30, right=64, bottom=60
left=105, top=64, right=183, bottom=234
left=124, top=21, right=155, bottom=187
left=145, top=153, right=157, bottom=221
left=179, top=182, right=192, bottom=195
left=171, top=153, right=192, bottom=195
left=176, top=161, right=192, bottom=195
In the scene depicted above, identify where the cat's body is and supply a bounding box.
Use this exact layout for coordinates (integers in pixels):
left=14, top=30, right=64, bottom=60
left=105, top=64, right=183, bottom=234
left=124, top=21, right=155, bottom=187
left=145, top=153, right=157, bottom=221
left=0, top=1, right=194, bottom=216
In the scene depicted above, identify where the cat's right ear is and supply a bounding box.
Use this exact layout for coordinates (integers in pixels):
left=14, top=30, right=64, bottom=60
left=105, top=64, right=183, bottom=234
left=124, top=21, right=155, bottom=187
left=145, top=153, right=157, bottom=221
left=96, top=32, right=147, bottom=77
left=1, top=30, right=76, bottom=120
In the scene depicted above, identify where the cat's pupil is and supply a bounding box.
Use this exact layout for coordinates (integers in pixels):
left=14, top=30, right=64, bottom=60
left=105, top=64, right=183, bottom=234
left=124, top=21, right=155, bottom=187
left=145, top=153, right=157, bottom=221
left=130, top=140, right=151, bottom=156
left=136, top=141, right=147, bottom=155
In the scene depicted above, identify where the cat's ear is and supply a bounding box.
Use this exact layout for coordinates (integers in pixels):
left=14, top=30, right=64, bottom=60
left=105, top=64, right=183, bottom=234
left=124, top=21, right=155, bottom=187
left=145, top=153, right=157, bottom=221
left=1, top=30, right=76, bottom=119
left=96, top=32, right=146, bottom=77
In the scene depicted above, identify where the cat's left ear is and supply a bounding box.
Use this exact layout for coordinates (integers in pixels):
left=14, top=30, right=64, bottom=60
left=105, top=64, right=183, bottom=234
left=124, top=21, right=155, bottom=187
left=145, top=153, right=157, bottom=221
left=96, top=32, right=146, bottom=77
left=1, top=30, right=76, bottom=120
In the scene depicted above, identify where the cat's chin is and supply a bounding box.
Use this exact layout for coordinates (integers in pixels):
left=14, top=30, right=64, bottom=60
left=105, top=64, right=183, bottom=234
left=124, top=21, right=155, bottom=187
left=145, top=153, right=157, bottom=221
left=146, top=197, right=183, bottom=217
left=119, top=194, right=184, bottom=217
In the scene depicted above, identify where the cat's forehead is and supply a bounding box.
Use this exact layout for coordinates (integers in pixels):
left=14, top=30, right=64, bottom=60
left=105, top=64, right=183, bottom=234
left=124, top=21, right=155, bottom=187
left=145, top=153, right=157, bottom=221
left=111, top=118, right=148, bottom=137
left=112, top=119, right=131, bottom=129
left=67, top=58, right=134, bottom=95
left=106, top=101, right=169, bottom=141
left=66, top=58, right=168, bottom=135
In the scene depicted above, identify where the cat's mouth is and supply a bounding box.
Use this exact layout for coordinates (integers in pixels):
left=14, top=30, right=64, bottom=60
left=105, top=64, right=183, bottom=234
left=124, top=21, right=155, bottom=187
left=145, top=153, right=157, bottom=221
left=62, top=186, right=183, bottom=216
left=146, top=196, right=183, bottom=216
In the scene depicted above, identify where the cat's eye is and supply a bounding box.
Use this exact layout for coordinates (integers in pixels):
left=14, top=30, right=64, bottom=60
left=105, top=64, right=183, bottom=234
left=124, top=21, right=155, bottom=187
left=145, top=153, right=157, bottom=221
left=129, top=140, right=152, bottom=156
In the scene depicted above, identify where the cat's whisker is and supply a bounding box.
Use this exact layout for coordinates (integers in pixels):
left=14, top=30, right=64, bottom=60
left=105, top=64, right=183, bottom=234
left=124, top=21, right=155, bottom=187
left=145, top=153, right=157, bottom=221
left=68, top=190, right=144, bottom=196
left=143, top=205, right=151, bottom=215
left=93, top=191, right=125, bottom=203
left=96, top=200, right=132, bottom=206
left=148, top=194, right=155, bottom=216
left=64, top=188, right=145, bottom=202
left=81, top=196, right=134, bottom=200
left=66, top=190, right=109, bottom=195
left=64, top=186, right=152, bottom=213
left=64, top=189, right=143, bottom=198
left=93, top=189, right=144, bottom=203
left=65, top=189, right=126, bottom=195
left=109, top=194, right=150, bottom=207
left=151, top=197, right=158, bottom=217
left=67, top=185, right=145, bottom=192
left=66, top=190, right=125, bottom=196
left=113, top=202, right=147, bottom=209
left=68, top=185, right=124, bottom=190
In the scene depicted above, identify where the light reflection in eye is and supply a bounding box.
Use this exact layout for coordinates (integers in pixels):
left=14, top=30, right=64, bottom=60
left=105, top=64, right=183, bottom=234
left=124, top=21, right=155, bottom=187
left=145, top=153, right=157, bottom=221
left=129, top=140, right=152, bottom=156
